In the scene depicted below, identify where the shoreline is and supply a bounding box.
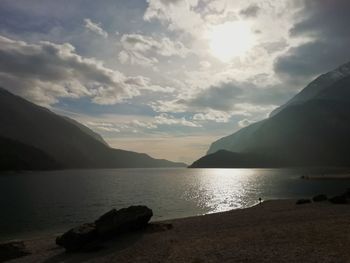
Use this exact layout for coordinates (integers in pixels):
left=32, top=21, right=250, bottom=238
left=301, top=174, right=350, bottom=180
left=3, top=199, right=350, bottom=262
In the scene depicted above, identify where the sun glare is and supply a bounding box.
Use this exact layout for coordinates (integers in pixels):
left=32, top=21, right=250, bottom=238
left=208, top=21, right=255, bottom=62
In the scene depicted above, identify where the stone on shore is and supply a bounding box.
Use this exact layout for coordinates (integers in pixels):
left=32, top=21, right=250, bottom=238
left=296, top=199, right=311, bottom=205
left=312, top=194, right=328, bottom=202
left=56, top=205, right=153, bottom=252
left=95, top=206, right=153, bottom=237
left=329, top=195, right=348, bottom=204
left=56, top=223, right=97, bottom=252
left=0, top=241, right=30, bottom=262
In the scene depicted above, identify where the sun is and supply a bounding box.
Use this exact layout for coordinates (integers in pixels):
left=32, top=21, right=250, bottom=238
left=208, top=21, right=255, bottom=62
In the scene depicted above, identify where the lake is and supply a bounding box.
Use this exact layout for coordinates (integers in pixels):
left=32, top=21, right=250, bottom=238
left=0, top=168, right=349, bottom=241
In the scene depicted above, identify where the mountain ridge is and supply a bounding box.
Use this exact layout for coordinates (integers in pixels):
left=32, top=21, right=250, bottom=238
left=0, top=87, right=186, bottom=170
left=194, top=62, right=350, bottom=168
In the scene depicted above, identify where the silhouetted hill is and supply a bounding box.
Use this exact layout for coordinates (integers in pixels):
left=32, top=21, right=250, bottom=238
left=193, top=62, right=350, bottom=168
left=0, top=88, right=186, bottom=170
left=0, top=136, right=60, bottom=171
left=189, top=150, right=283, bottom=168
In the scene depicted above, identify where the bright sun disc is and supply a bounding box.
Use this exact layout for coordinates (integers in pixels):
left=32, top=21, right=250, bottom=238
left=208, top=21, right=254, bottom=62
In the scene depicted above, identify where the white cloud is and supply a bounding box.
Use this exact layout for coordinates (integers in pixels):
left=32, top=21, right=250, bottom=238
left=0, top=35, right=168, bottom=106
left=155, top=113, right=201, bottom=127
left=144, top=0, right=203, bottom=35
left=84, top=113, right=200, bottom=135
left=84, top=18, right=108, bottom=38
left=238, top=118, right=255, bottom=128
left=124, top=76, right=175, bottom=93
left=131, top=120, right=158, bottom=129
left=193, top=110, right=232, bottom=123
left=150, top=99, right=188, bottom=113
left=118, top=33, right=189, bottom=67
left=199, top=61, right=211, bottom=69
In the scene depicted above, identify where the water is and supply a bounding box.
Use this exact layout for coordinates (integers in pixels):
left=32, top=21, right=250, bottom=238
left=0, top=168, right=349, bottom=241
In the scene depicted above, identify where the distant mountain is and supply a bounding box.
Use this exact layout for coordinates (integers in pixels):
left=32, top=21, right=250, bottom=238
left=193, top=62, right=350, bottom=168
left=0, top=88, right=186, bottom=170
left=189, top=150, right=283, bottom=168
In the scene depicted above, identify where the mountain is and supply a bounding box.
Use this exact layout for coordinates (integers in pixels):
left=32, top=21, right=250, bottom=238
left=270, top=62, right=350, bottom=116
left=192, top=62, right=350, bottom=168
left=190, top=150, right=283, bottom=168
left=0, top=88, right=186, bottom=170
left=0, top=136, right=61, bottom=171
left=62, top=116, right=109, bottom=146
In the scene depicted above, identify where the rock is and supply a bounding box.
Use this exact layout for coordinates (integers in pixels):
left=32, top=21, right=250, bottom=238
left=296, top=199, right=311, bottom=205
left=329, top=195, right=348, bottom=204
left=56, top=223, right=97, bottom=252
left=312, top=194, right=328, bottom=202
left=0, top=241, right=30, bottom=262
left=95, top=206, right=153, bottom=237
left=344, top=188, right=350, bottom=198
left=56, top=205, right=153, bottom=252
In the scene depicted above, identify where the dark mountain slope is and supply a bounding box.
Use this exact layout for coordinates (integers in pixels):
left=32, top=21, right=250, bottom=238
left=62, top=116, right=109, bottom=146
left=0, top=136, right=60, bottom=171
left=190, top=150, right=282, bottom=168
left=0, top=88, right=186, bottom=169
left=271, top=61, right=350, bottom=116
left=193, top=64, right=350, bottom=168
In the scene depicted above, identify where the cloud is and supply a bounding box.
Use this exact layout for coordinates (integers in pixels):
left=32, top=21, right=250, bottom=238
left=85, top=113, right=200, bottom=135
left=188, top=82, right=244, bottom=111
left=261, top=39, right=288, bottom=54
left=240, top=4, right=260, bottom=18
left=130, top=120, right=158, bottom=129
left=144, top=0, right=204, bottom=34
left=238, top=118, right=256, bottom=128
left=274, top=0, right=350, bottom=83
left=124, top=76, right=175, bottom=93
left=184, top=80, right=291, bottom=112
left=86, top=121, right=120, bottom=132
left=84, top=18, right=108, bottom=38
left=155, top=113, right=201, bottom=127
left=193, top=110, right=232, bottom=123
left=0, top=35, right=166, bottom=105
left=118, top=33, right=188, bottom=66
left=150, top=99, right=188, bottom=113
left=199, top=61, right=211, bottom=69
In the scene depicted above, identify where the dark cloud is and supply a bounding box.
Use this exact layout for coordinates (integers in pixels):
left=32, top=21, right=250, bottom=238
left=189, top=83, right=244, bottom=111
left=275, top=0, right=350, bottom=83
left=275, top=41, right=348, bottom=84
left=185, top=81, right=294, bottom=112
left=240, top=4, right=260, bottom=18
left=290, top=0, right=350, bottom=39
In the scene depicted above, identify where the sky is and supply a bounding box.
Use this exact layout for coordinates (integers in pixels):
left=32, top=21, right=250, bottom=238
left=0, top=0, right=349, bottom=163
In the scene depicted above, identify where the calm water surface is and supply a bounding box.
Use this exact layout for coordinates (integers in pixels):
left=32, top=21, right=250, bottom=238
left=0, top=168, right=349, bottom=241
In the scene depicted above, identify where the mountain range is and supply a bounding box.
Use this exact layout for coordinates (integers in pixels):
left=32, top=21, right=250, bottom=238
left=190, top=62, right=350, bottom=168
left=0, top=88, right=186, bottom=170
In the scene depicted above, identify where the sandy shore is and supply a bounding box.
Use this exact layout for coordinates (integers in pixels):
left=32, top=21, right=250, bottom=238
left=4, top=200, right=350, bottom=263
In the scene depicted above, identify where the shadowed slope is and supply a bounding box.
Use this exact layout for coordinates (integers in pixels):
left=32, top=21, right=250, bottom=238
left=194, top=63, right=350, bottom=168
left=0, top=88, right=186, bottom=169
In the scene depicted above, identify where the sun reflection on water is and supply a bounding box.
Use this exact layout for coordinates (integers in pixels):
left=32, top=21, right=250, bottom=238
left=183, top=169, right=261, bottom=214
